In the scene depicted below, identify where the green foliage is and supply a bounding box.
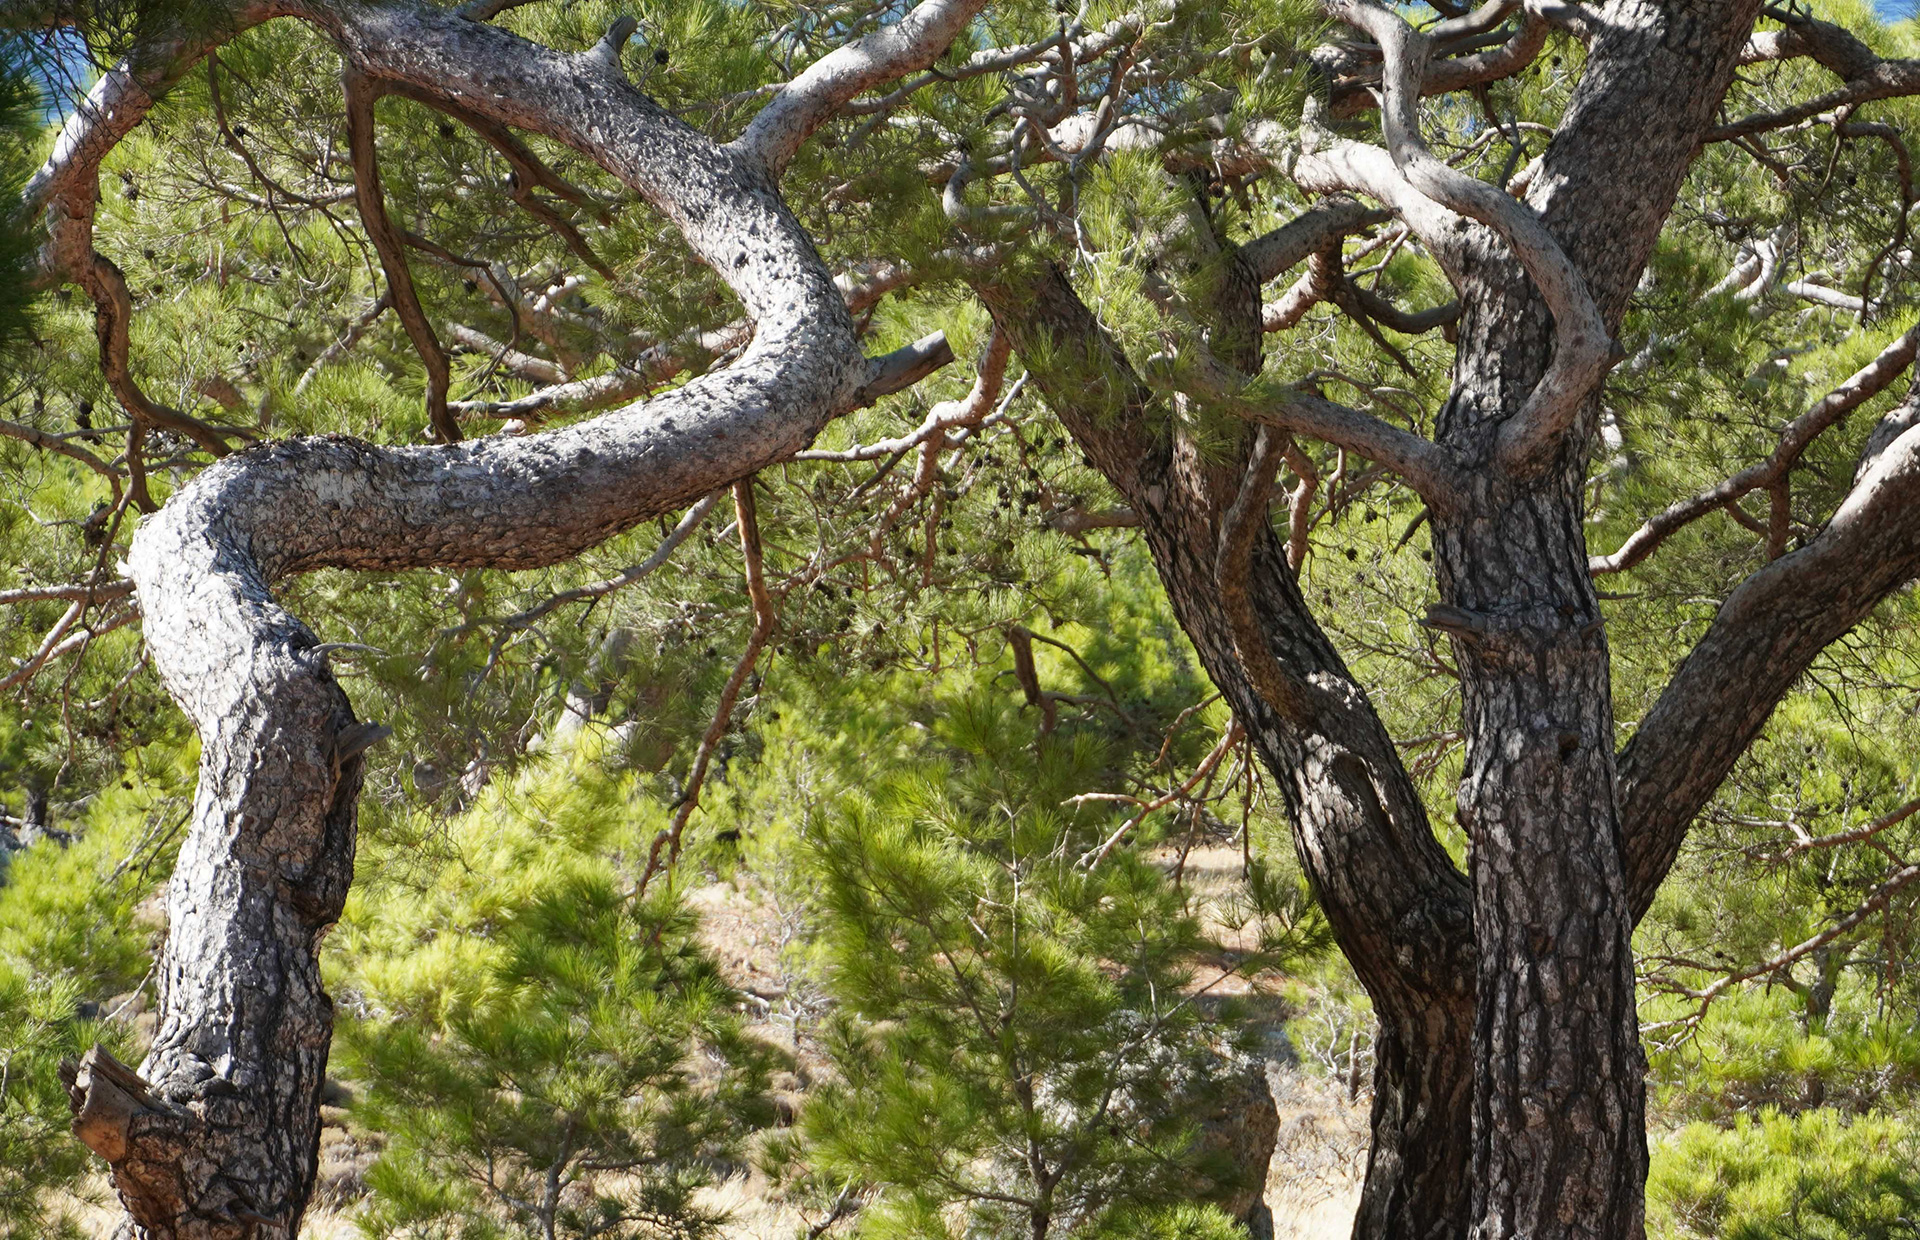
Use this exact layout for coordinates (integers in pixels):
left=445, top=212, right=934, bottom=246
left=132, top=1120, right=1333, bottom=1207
left=0, top=967, right=96, bottom=1240
left=335, top=757, right=780, bottom=1240
left=775, top=698, right=1284, bottom=1240
left=1648, top=1109, right=1920, bottom=1240
left=341, top=871, right=777, bottom=1239
left=0, top=751, right=182, bottom=1237
left=1079, top=1203, right=1250, bottom=1240
left=1647, top=987, right=1920, bottom=1124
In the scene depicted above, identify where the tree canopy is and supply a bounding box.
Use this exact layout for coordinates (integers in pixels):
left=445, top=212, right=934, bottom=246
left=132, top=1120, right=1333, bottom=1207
left=5, top=1, right=1920, bottom=1239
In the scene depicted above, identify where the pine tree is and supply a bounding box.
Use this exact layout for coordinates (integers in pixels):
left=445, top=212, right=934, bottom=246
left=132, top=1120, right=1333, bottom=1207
left=336, top=760, right=780, bottom=1240
left=776, top=695, right=1288, bottom=1240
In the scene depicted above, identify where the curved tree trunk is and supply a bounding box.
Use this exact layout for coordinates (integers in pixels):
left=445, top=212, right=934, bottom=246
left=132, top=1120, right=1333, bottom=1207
left=42, top=1, right=1920, bottom=1238
left=50, top=2, right=971, bottom=1234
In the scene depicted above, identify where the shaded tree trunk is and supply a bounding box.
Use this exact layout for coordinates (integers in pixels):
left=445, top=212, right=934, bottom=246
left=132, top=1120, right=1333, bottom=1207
left=979, top=263, right=1481, bottom=1238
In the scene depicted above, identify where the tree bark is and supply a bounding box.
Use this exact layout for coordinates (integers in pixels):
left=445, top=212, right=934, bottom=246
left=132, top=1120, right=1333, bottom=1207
left=1417, top=6, right=1764, bottom=1235
left=49, top=2, right=959, bottom=1234
left=978, top=262, right=1480, bottom=1239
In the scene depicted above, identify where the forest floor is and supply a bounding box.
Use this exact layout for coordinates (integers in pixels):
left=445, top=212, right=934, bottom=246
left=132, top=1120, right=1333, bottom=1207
left=58, top=845, right=1371, bottom=1239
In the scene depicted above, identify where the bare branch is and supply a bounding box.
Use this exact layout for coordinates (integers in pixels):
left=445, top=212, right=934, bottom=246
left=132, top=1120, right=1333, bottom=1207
left=0, top=417, right=125, bottom=501
left=295, top=293, right=391, bottom=395
left=839, top=24, right=1089, bottom=119
left=0, top=579, right=134, bottom=608
left=1712, top=60, right=1920, bottom=143
left=481, top=492, right=723, bottom=634
left=1, top=599, right=139, bottom=695
left=1762, top=796, right=1920, bottom=863
left=343, top=68, right=460, bottom=444
left=1649, top=858, right=1920, bottom=1029
left=1591, top=319, right=1920, bottom=575
left=451, top=255, right=940, bottom=422
left=445, top=323, right=568, bottom=385
left=640, top=479, right=777, bottom=890
left=801, top=332, right=1004, bottom=462
left=1078, top=718, right=1245, bottom=868
left=733, top=0, right=992, bottom=177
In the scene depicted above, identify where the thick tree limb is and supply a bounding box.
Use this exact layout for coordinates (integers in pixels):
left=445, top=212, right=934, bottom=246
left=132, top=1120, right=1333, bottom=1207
left=1294, top=137, right=1474, bottom=278
left=1591, top=320, right=1920, bottom=575
left=847, top=332, right=958, bottom=409
left=1182, top=347, right=1466, bottom=509
left=1241, top=198, right=1391, bottom=284
left=91, top=2, right=954, bottom=1234
left=1251, top=392, right=1463, bottom=508
left=1046, top=507, right=1140, bottom=536
left=1328, top=6, right=1551, bottom=120
left=733, top=0, right=992, bottom=177
left=977, top=258, right=1477, bottom=1234
left=1320, top=0, right=1614, bottom=475
left=1619, top=418, right=1920, bottom=922
left=24, top=21, right=257, bottom=471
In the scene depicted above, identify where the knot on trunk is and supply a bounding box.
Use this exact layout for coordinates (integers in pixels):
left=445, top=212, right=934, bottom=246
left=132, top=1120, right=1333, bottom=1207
left=1418, top=602, right=1605, bottom=661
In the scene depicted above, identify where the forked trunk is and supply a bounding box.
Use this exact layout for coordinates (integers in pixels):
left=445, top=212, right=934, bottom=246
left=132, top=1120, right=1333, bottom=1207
left=979, top=265, right=1484, bottom=1240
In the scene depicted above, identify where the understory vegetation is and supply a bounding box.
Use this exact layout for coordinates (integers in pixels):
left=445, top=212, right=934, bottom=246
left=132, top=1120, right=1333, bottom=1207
left=4, top=532, right=1917, bottom=1237
left=6, top=0, right=1920, bottom=1236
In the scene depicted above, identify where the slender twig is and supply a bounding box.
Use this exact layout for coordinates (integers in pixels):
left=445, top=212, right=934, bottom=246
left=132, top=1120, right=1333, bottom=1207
left=638, top=480, right=777, bottom=892
left=1077, top=719, right=1245, bottom=868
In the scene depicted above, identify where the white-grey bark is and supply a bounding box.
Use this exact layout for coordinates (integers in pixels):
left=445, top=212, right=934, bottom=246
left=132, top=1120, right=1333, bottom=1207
left=36, top=1, right=966, bottom=1234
